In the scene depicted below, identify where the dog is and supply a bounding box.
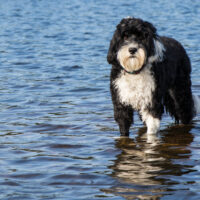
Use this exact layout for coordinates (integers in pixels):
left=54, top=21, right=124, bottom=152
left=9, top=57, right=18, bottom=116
left=107, top=17, right=200, bottom=136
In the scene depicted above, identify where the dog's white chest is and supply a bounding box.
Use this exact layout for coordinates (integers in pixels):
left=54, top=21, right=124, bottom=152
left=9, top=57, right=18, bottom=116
left=114, top=68, right=155, bottom=111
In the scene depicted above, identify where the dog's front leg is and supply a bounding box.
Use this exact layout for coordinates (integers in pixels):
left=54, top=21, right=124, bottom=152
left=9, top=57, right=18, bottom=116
left=146, top=115, right=160, bottom=134
left=144, top=113, right=160, bottom=144
left=141, top=111, right=160, bottom=134
left=113, top=103, right=133, bottom=136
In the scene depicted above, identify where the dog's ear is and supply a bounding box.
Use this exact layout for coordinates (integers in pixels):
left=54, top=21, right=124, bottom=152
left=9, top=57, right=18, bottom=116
left=143, top=21, right=157, bottom=37
left=107, top=29, right=120, bottom=65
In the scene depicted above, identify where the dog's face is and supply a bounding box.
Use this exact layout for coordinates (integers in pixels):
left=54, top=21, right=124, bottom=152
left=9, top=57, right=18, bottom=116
left=107, top=17, right=157, bottom=72
left=117, top=34, right=147, bottom=72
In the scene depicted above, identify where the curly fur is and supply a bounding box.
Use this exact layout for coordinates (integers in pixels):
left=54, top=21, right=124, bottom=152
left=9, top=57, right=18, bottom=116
left=107, top=17, right=199, bottom=136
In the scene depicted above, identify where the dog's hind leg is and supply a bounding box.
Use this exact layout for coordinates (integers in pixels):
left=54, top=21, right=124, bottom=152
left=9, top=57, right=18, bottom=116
left=169, top=77, right=195, bottom=124
left=164, top=91, right=180, bottom=123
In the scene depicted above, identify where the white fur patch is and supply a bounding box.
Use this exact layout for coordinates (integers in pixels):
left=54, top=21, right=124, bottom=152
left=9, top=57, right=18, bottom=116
left=113, top=68, right=160, bottom=134
left=142, top=111, right=160, bottom=134
left=148, top=39, right=165, bottom=63
left=113, top=66, right=155, bottom=111
left=125, top=16, right=133, bottom=19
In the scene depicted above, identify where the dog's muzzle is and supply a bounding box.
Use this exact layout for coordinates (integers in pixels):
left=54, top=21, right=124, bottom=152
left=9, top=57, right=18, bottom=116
left=129, top=47, right=138, bottom=55
left=117, top=43, right=147, bottom=74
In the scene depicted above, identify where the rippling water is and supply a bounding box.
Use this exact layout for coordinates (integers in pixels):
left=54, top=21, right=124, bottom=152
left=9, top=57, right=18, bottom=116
left=0, top=0, right=200, bottom=199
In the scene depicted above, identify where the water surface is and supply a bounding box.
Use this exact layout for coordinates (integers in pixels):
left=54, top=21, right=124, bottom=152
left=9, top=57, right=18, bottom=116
left=0, top=0, right=200, bottom=199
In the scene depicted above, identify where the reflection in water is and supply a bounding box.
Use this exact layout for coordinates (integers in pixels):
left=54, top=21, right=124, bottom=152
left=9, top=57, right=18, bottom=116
left=103, top=126, right=195, bottom=199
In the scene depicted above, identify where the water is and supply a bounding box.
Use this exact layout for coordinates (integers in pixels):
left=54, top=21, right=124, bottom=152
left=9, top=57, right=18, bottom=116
left=0, top=0, right=200, bottom=199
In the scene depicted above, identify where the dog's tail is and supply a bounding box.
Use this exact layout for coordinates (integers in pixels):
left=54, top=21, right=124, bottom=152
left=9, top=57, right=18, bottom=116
left=193, top=95, right=200, bottom=114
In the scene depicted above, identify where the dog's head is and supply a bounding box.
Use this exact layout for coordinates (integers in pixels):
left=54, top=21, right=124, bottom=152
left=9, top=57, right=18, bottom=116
left=107, top=17, right=162, bottom=73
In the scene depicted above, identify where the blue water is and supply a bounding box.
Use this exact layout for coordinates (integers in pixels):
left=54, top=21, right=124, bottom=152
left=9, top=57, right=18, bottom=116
left=0, top=0, right=200, bottom=199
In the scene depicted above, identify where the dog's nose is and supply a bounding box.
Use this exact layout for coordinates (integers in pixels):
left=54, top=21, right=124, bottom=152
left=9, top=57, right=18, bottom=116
left=129, top=47, right=137, bottom=55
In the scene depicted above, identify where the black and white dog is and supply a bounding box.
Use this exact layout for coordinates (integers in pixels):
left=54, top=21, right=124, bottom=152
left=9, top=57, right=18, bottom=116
left=107, top=17, right=200, bottom=136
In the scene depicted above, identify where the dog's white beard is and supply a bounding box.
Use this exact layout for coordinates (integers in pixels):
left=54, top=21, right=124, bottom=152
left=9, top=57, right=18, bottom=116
left=117, top=46, right=146, bottom=72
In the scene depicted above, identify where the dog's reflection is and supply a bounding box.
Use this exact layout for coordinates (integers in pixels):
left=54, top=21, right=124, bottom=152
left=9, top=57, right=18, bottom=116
left=105, top=125, right=194, bottom=199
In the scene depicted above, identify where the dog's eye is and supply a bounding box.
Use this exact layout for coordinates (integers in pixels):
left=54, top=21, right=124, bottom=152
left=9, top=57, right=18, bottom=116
left=123, top=31, right=129, bottom=40
left=124, top=35, right=128, bottom=40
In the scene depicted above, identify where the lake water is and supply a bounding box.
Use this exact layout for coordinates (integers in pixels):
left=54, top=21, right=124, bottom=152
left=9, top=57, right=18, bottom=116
left=0, top=0, right=200, bottom=199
